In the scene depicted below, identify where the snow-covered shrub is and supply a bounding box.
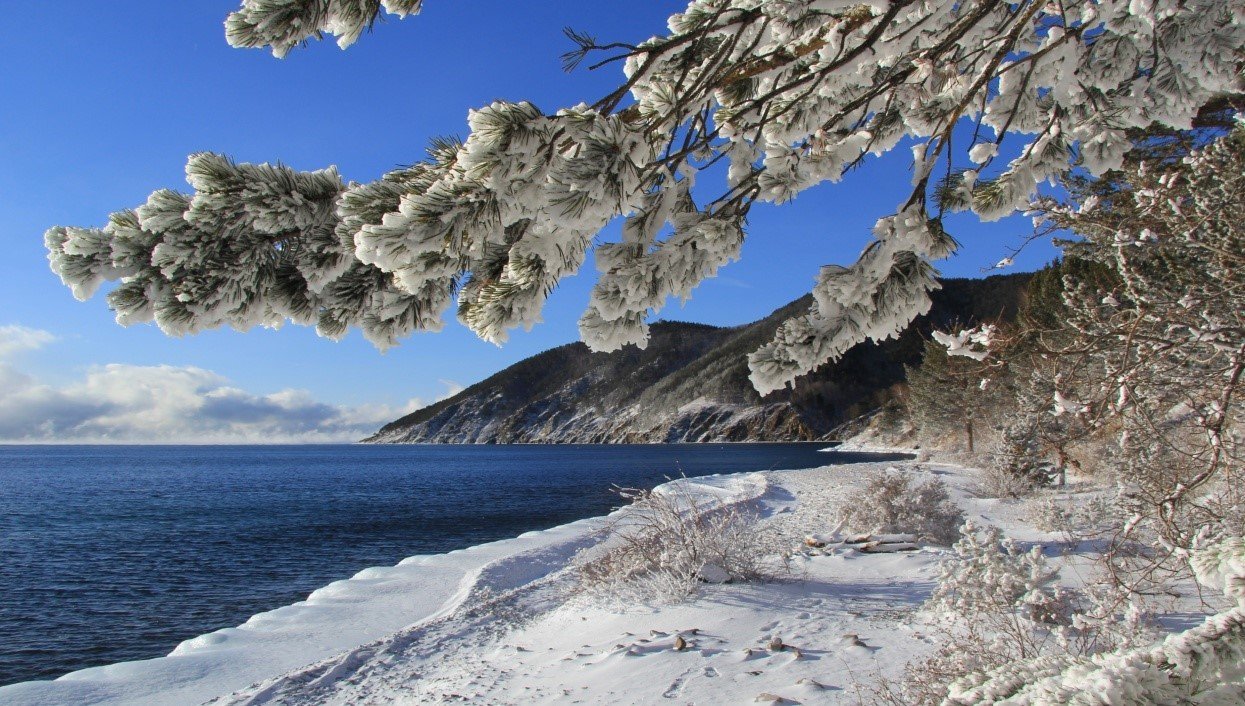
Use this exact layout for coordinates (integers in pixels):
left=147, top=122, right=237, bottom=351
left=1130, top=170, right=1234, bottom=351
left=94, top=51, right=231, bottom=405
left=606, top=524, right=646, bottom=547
left=900, top=521, right=1154, bottom=705
left=926, top=523, right=1067, bottom=623
left=978, top=459, right=1043, bottom=500
left=837, top=469, right=963, bottom=546
left=1030, top=493, right=1119, bottom=537
left=945, top=537, right=1245, bottom=705
left=574, top=483, right=784, bottom=603
left=901, top=521, right=1066, bottom=704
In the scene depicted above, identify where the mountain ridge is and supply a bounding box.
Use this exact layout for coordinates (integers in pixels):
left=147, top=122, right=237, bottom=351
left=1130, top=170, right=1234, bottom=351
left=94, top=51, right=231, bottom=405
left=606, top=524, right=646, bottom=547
left=365, top=273, right=1031, bottom=444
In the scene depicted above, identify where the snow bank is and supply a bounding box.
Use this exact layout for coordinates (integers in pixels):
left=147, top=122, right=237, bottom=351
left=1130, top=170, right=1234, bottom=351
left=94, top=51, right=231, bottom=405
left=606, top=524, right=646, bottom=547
left=0, top=474, right=768, bottom=706
left=822, top=441, right=920, bottom=456
left=215, top=460, right=952, bottom=705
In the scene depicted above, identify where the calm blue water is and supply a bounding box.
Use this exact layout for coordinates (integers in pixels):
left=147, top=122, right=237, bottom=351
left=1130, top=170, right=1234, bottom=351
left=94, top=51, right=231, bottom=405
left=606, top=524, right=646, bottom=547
left=0, top=443, right=908, bottom=687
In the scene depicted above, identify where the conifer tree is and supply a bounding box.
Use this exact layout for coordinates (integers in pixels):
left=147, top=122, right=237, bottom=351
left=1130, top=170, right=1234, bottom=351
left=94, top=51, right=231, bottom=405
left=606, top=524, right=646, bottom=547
left=989, top=260, right=1112, bottom=488
left=906, top=328, right=1006, bottom=453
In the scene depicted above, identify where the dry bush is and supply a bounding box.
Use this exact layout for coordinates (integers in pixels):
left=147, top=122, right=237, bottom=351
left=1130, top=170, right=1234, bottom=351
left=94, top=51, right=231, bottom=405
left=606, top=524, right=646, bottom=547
left=837, top=469, right=963, bottom=545
left=574, top=482, right=786, bottom=603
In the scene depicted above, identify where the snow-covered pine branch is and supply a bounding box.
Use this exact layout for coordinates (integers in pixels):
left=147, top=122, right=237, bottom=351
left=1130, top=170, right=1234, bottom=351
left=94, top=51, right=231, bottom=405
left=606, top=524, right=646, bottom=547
left=48, top=1, right=1245, bottom=393
left=225, top=0, right=424, bottom=58
left=45, top=153, right=441, bottom=349
left=932, top=325, right=995, bottom=361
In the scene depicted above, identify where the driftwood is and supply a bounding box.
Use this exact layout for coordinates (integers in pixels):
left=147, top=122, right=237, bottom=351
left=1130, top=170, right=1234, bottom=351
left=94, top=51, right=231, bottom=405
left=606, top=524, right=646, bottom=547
left=805, top=532, right=921, bottom=553
left=844, top=533, right=916, bottom=544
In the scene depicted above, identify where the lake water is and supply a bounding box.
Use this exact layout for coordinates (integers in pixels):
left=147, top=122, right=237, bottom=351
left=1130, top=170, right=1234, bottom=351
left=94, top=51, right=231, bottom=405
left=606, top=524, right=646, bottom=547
left=0, top=443, right=915, bottom=687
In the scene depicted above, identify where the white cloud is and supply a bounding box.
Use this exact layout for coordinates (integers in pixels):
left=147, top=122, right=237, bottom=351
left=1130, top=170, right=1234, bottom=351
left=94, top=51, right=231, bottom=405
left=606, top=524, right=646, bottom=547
left=437, top=378, right=466, bottom=399
left=0, top=325, right=56, bottom=358
left=0, top=334, right=431, bottom=443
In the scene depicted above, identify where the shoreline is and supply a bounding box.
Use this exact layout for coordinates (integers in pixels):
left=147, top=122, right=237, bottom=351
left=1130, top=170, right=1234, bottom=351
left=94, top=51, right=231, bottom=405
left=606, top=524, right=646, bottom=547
left=220, top=457, right=966, bottom=705
left=4, top=450, right=1117, bottom=705
left=0, top=442, right=844, bottom=693
left=0, top=471, right=779, bottom=705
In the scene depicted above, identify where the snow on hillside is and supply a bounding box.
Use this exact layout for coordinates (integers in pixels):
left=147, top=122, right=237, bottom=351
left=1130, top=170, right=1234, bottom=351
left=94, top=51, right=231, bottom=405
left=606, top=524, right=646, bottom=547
left=0, top=452, right=1195, bottom=705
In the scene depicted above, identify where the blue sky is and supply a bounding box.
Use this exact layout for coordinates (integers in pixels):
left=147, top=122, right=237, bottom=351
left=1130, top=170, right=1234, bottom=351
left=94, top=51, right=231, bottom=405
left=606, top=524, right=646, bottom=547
left=0, top=2, right=1057, bottom=442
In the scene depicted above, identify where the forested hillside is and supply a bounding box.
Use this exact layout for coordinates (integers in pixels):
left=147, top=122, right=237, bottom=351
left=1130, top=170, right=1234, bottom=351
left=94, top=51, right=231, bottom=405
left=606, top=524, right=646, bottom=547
left=367, top=274, right=1030, bottom=443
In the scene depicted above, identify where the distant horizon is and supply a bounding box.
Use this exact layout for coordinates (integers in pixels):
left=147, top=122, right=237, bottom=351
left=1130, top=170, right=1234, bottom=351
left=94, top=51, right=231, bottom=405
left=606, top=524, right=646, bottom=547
left=0, top=267, right=1040, bottom=444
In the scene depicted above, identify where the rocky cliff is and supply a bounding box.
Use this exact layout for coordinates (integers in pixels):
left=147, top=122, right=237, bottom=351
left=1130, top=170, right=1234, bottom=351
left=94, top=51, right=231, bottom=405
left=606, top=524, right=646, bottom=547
left=365, top=274, right=1031, bottom=443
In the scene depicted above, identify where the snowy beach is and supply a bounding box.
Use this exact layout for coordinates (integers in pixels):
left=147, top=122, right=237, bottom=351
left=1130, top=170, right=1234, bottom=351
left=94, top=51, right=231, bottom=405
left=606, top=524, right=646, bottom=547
left=1, top=451, right=1084, bottom=705
left=7, top=1, right=1243, bottom=702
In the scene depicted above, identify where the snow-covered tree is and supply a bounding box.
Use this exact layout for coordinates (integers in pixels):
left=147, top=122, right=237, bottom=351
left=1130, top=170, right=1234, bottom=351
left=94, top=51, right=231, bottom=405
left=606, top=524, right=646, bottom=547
left=46, top=1, right=1245, bottom=392
left=1017, top=124, right=1245, bottom=597
left=991, top=257, right=1118, bottom=488
left=907, top=325, right=1007, bottom=453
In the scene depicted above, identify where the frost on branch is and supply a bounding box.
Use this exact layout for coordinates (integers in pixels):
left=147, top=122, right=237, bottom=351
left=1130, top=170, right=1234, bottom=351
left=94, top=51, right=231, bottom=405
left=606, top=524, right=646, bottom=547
left=225, top=0, right=424, bottom=58
left=347, top=102, right=665, bottom=345
left=748, top=207, right=952, bottom=393
left=45, top=153, right=441, bottom=349
left=580, top=176, right=745, bottom=351
left=49, top=103, right=670, bottom=349
left=932, top=325, right=995, bottom=362
left=1194, top=539, right=1245, bottom=604
left=49, top=1, right=1245, bottom=392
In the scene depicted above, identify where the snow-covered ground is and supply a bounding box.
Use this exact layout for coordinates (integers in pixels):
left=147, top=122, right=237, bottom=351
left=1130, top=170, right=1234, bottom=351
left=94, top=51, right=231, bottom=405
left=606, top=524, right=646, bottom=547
left=1, top=451, right=1111, bottom=705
